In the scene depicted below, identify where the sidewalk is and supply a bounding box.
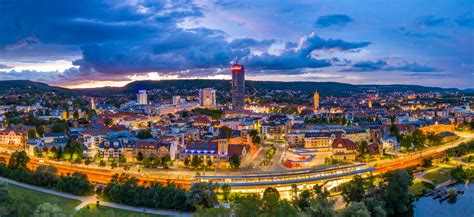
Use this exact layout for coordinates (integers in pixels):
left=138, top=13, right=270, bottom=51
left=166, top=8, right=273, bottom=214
left=0, top=177, right=192, bottom=217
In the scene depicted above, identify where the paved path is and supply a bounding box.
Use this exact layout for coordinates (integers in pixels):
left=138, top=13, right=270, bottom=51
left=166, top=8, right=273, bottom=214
left=0, top=177, right=192, bottom=217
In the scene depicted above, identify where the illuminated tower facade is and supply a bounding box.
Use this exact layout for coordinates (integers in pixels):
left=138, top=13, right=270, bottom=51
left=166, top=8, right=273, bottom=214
left=90, top=98, right=96, bottom=110
left=313, top=90, right=319, bottom=111
left=231, top=64, right=245, bottom=109
left=137, top=90, right=148, bottom=105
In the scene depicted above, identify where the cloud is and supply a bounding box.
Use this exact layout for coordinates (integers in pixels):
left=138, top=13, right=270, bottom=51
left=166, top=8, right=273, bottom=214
left=0, top=64, right=12, bottom=69
left=242, top=32, right=370, bottom=70
left=341, top=60, right=441, bottom=72
left=419, top=16, right=449, bottom=27
left=315, top=14, right=353, bottom=28
left=230, top=38, right=276, bottom=50
left=455, top=14, right=474, bottom=28
left=396, top=27, right=449, bottom=39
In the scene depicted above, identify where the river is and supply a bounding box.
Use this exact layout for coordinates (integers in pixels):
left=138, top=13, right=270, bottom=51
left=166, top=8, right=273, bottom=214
left=414, top=183, right=474, bottom=217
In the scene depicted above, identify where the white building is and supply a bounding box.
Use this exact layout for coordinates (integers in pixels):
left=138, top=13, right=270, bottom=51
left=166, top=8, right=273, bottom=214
left=199, top=88, right=216, bottom=108
left=172, top=96, right=181, bottom=105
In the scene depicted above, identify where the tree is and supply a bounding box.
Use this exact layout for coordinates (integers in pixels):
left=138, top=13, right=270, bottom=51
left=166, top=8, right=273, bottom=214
left=63, top=140, right=84, bottom=163
left=357, top=141, right=370, bottom=161
left=28, top=129, right=37, bottom=139
left=422, top=157, right=433, bottom=168
left=104, top=118, right=113, bottom=127
left=186, top=182, right=218, bottom=208
left=56, top=172, right=94, bottom=196
left=262, top=187, right=280, bottom=216
left=339, top=202, right=370, bottom=217
left=136, top=152, right=144, bottom=161
left=51, top=122, right=67, bottom=133
left=412, top=129, right=425, bottom=149
left=295, top=189, right=313, bottom=211
left=229, top=154, right=240, bottom=169
left=194, top=206, right=232, bottom=217
left=136, top=129, right=153, bottom=139
left=32, top=166, right=59, bottom=187
left=191, top=156, right=203, bottom=169
left=363, top=197, right=386, bottom=217
left=389, top=124, right=400, bottom=138
left=236, top=194, right=263, bottom=217
left=218, top=126, right=233, bottom=139
left=184, top=157, right=190, bottom=166
left=73, top=110, right=79, bottom=120
left=99, top=160, right=106, bottom=167
left=161, top=154, right=173, bottom=168
left=305, top=185, right=335, bottom=217
left=33, top=203, right=64, bottom=217
left=8, top=151, right=30, bottom=170
left=378, top=169, right=413, bottom=216
left=221, top=184, right=231, bottom=202
left=341, top=175, right=366, bottom=204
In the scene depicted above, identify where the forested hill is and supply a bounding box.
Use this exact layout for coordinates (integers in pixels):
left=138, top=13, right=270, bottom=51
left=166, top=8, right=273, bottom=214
left=0, top=79, right=460, bottom=97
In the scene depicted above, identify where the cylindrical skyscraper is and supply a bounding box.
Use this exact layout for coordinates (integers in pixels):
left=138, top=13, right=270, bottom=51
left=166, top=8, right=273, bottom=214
left=231, top=64, right=245, bottom=109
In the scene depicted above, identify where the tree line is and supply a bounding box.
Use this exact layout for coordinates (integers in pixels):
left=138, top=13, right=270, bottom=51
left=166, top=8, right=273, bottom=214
left=0, top=151, right=94, bottom=196
left=196, top=169, right=414, bottom=217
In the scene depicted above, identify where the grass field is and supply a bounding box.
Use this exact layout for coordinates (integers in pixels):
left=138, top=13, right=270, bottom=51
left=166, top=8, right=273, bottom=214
left=409, top=179, right=434, bottom=197
left=7, top=183, right=81, bottom=215
left=423, top=168, right=452, bottom=185
left=75, top=205, right=165, bottom=217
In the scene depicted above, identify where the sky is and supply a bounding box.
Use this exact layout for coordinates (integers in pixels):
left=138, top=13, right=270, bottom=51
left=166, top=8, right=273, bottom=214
left=0, top=0, right=473, bottom=88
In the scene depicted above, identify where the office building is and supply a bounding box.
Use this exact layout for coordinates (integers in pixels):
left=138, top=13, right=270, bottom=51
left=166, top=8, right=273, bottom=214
left=137, top=90, right=148, bottom=105
left=199, top=88, right=216, bottom=108
left=231, top=64, right=245, bottom=109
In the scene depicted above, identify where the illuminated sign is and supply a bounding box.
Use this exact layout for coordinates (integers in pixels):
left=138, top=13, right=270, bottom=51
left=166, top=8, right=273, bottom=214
left=231, top=64, right=244, bottom=71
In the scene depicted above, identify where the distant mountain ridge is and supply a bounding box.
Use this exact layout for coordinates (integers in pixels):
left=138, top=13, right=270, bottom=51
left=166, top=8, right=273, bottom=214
left=0, top=79, right=461, bottom=97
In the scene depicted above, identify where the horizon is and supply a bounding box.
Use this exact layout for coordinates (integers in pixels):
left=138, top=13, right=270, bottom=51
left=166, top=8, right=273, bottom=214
left=3, top=78, right=467, bottom=90
left=0, top=1, right=473, bottom=88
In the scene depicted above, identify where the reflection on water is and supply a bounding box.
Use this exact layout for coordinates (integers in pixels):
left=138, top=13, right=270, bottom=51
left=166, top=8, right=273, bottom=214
left=414, top=183, right=474, bottom=217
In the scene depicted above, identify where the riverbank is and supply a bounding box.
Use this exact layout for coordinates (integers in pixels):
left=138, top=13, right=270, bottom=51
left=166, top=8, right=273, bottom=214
left=414, top=182, right=474, bottom=217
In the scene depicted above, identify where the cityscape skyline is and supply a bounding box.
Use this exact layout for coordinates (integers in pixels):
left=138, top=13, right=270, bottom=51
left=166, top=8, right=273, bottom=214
left=0, top=0, right=473, bottom=89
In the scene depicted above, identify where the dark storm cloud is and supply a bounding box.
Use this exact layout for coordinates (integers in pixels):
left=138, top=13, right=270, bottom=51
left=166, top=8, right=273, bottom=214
left=315, top=14, right=353, bottom=28
left=341, top=60, right=441, bottom=72
left=0, top=0, right=375, bottom=83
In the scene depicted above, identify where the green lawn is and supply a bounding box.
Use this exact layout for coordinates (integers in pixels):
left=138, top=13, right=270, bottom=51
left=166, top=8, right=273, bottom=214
left=7, top=183, right=81, bottom=215
left=422, top=168, right=452, bottom=185
left=75, top=205, right=166, bottom=217
left=409, top=180, right=434, bottom=197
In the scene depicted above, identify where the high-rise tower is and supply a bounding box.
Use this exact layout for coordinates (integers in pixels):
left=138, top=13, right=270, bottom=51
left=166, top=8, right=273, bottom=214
left=313, top=90, right=319, bottom=111
left=231, top=64, right=245, bottom=109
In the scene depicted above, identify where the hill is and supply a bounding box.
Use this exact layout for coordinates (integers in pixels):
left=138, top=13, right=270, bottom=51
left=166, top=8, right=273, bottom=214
left=0, top=79, right=459, bottom=97
left=75, top=80, right=458, bottom=97
left=0, top=80, right=73, bottom=95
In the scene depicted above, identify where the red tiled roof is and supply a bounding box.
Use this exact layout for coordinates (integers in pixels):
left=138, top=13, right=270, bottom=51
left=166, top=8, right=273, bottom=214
left=332, top=136, right=357, bottom=150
